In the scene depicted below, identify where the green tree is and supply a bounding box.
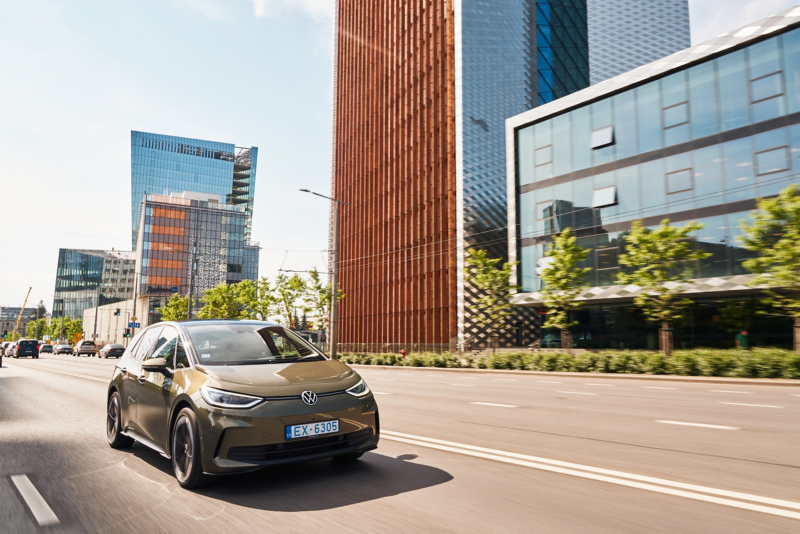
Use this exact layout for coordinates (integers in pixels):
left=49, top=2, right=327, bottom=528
left=719, top=301, right=757, bottom=334
left=197, top=283, right=243, bottom=319
left=236, top=278, right=276, bottom=321
left=25, top=318, right=49, bottom=339
left=740, top=184, right=800, bottom=351
left=304, top=268, right=342, bottom=331
left=274, top=274, right=310, bottom=329
left=464, top=249, right=519, bottom=350
left=617, top=219, right=711, bottom=356
left=65, top=318, right=83, bottom=341
left=538, top=228, right=592, bottom=351
left=157, top=294, right=189, bottom=321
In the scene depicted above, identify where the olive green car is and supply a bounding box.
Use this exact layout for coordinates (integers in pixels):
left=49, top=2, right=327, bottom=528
left=106, top=320, right=379, bottom=489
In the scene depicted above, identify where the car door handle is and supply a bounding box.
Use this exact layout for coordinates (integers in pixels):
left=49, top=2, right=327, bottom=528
left=138, top=375, right=146, bottom=384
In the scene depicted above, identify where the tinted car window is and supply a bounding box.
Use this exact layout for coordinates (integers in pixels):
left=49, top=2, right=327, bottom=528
left=81, top=341, right=95, bottom=347
left=175, top=339, right=190, bottom=369
left=184, top=324, right=320, bottom=366
left=150, top=327, right=178, bottom=369
left=19, top=340, right=37, bottom=348
left=131, top=327, right=162, bottom=361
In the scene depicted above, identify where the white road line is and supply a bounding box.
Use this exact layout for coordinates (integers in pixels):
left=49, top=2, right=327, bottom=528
left=494, top=379, right=517, bottom=382
left=372, top=392, right=392, bottom=395
left=656, top=420, right=739, bottom=430
left=450, top=384, right=475, bottom=387
left=711, top=390, right=752, bottom=394
left=537, top=381, right=562, bottom=384
left=381, top=431, right=800, bottom=520
left=10, top=475, right=60, bottom=526
left=720, top=402, right=783, bottom=408
left=642, top=386, right=677, bottom=390
left=7, top=361, right=107, bottom=383
left=792, top=394, right=800, bottom=397
left=585, top=383, right=616, bottom=387
left=559, top=391, right=598, bottom=395
left=471, top=402, right=518, bottom=408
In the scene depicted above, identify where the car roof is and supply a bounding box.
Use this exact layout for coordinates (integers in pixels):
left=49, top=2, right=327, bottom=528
left=159, top=319, right=282, bottom=330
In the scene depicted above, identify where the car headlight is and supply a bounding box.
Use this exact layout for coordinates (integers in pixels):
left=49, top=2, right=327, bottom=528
left=200, top=386, right=264, bottom=409
left=346, top=380, right=370, bottom=398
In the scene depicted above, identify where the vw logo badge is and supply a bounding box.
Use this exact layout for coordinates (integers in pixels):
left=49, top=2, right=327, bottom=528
left=301, top=390, right=318, bottom=406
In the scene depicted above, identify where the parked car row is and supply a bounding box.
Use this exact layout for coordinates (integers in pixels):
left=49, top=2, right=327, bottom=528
left=0, top=341, right=126, bottom=360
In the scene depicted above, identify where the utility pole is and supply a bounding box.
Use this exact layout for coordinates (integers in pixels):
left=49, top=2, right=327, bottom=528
left=187, top=208, right=198, bottom=320
left=299, top=189, right=348, bottom=359
left=92, top=285, right=100, bottom=343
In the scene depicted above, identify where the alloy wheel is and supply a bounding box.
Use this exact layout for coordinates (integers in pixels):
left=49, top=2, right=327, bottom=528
left=173, top=417, right=194, bottom=482
left=107, top=396, right=120, bottom=441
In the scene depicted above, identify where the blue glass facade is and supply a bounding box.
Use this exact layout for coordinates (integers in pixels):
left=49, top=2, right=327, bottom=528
left=536, top=0, right=590, bottom=104
left=131, top=132, right=258, bottom=249
left=53, top=249, right=135, bottom=320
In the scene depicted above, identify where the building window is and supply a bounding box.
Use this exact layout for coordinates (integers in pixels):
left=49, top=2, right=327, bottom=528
left=590, top=126, right=614, bottom=149
left=663, top=102, right=689, bottom=128
left=536, top=201, right=555, bottom=235
left=750, top=72, right=783, bottom=103
left=667, top=169, right=693, bottom=194
left=591, top=186, right=617, bottom=208
left=535, top=145, right=552, bottom=166
left=755, top=146, right=790, bottom=175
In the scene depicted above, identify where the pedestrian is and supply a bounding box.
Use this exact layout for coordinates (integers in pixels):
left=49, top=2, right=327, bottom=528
left=735, top=330, right=749, bottom=350
left=400, top=349, right=406, bottom=359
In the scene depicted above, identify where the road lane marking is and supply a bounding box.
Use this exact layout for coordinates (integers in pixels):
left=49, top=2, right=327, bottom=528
left=450, top=384, right=475, bottom=387
left=558, top=391, right=598, bottom=395
left=711, top=390, right=752, bottom=394
left=471, top=402, right=518, bottom=408
left=494, top=379, right=517, bottom=381
left=6, top=361, right=107, bottom=383
left=720, top=402, right=783, bottom=408
left=537, top=381, right=562, bottom=384
left=585, top=383, right=616, bottom=387
left=382, top=430, right=800, bottom=520
left=372, top=392, right=392, bottom=395
left=642, top=386, right=677, bottom=390
left=10, top=475, right=60, bottom=526
left=656, top=421, right=739, bottom=430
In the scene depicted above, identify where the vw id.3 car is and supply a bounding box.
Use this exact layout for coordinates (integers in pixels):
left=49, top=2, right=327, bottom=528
left=106, top=320, right=379, bottom=489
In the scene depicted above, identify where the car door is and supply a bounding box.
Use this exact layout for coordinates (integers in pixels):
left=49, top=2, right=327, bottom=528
left=120, top=327, right=162, bottom=434
left=137, top=326, right=179, bottom=450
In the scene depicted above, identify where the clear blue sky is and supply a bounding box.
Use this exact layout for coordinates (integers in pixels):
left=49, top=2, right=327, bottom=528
left=0, top=0, right=796, bottom=311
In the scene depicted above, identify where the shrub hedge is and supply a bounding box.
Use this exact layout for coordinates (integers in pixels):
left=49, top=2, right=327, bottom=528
left=338, top=348, right=800, bottom=379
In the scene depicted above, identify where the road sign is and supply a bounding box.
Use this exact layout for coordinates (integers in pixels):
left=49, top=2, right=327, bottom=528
left=128, top=322, right=141, bottom=328
left=73, top=333, right=81, bottom=343
left=43, top=335, right=50, bottom=341
left=131, top=316, right=137, bottom=322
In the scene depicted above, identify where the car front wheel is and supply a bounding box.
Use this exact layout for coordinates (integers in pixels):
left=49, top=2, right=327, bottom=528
left=171, top=408, right=212, bottom=489
left=107, top=392, right=134, bottom=449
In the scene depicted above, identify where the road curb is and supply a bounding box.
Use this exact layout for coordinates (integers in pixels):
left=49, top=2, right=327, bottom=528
left=350, top=364, right=800, bottom=387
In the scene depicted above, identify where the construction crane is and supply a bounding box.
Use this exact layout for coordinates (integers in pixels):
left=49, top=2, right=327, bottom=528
left=12, top=287, right=32, bottom=341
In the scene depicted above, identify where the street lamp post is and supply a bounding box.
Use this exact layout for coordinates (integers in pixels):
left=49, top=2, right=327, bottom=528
left=300, top=189, right=349, bottom=359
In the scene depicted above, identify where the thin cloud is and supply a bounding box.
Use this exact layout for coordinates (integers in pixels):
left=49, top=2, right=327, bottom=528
left=252, top=0, right=334, bottom=21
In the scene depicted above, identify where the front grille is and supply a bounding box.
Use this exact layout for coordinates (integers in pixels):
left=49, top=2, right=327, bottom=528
left=227, top=428, right=373, bottom=463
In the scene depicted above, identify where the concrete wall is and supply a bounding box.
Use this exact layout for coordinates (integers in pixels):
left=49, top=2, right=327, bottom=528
left=82, top=296, right=151, bottom=347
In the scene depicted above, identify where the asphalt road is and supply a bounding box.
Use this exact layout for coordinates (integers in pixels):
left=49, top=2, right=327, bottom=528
left=1, top=354, right=799, bottom=533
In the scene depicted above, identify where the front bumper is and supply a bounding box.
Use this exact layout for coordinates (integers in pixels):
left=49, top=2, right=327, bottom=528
left=195, top=392, right=379, bottom=474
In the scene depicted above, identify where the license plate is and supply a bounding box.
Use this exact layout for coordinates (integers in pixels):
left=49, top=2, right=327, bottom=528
left=286, top=420, right=339, bottom=440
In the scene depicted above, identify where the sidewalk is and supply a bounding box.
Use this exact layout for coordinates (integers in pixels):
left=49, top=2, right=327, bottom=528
left=350, top=364, right=800, bottom=387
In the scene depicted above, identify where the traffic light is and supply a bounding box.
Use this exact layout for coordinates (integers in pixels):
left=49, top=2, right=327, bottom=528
left=2, top=330, right=6, bottom=339
left=114, top=309, right=121, bottom=316
left=123, top=328, right=131, bottom=338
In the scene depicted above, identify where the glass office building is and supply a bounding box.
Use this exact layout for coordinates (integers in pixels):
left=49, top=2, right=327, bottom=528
left=507, top=7, right=800, bottom=349
left=52, top=249, right=135, bottom=320
left=131, top=132, right=258, bottom=249
left=587, top=0, right=690, bottom=85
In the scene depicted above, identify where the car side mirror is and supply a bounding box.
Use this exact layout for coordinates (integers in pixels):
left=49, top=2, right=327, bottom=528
left=142, top=358, right=172, bottom=376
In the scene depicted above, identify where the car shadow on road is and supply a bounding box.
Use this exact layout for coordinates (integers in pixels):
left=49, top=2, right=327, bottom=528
left=195, top=451, right=453, bottom=512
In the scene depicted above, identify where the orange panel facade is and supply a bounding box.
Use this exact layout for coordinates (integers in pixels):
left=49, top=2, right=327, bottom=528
left=333, top=0, right=457, bottom=350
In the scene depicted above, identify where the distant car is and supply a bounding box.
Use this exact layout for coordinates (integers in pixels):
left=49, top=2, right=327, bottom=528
left=13, top=339, right=39, bottom=359
left=54, top=344, right=73, bottom=355
left=5, top=342, right=17, bottom=357
left=40, top=344, right=53, bottom=353
left=0, top=342, right=11, bottom=356
left=73, top=340, right=97, bottom=357
left=98, top=344, right=125, bottom=359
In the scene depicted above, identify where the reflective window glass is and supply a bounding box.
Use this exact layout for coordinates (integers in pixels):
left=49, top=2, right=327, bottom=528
left=667, top=170, right=693, bottom=194
left=748, top=37, right=781, bottom=80
left=535, top=145, right=552, bottom=166
left=751, top=72, right=783, bottom=103
left=637, top=83, right=662, bottom=152
left=613, top=92, right=637, bottom=159
left=696, top=215, right=729, bottom=278
left=572, top=107, right=592, bottom=171
left=689, top=61, right=719, bottom=139
left=723, top=138, right=755, bottom=202
left=717, top=51, right=750, bottom=131
left=517, top=126, right=535, bottom=186
left=640, top=160, right=665, bottom=215
left=663, top=103, right=689, bottom=128
left=519, top=192, right=536, bottom=239
left=552, top=114, right=572, bottom=176
left=150, top=327, right=178, bottom=369
left=756, top=147, right=790, bottom=175
left=616, top=166, right=641, bottom=221
left=783, top=29, right=800, bottom=114
left=693, top=145, right=724, bottom=208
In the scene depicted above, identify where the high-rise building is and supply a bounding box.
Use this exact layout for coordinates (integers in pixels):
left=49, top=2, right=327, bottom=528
left=131, top=132, right=258, bottom=248
left=52, top=249, right=135, bottom=320
left=588, top=0, right=691, bottom=85
left=507, top=6, right=800, bottom=349
left=133, top=192, right=258, bottom=325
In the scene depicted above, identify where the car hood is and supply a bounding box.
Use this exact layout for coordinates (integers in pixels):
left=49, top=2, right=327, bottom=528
left=196, top=359, right=359, bottom=396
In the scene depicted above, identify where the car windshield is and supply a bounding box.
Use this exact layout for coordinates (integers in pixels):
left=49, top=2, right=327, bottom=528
left=184, top=324, right=325, bottom=366
left=19, top=341, right=37, bottom=347
left=82, top=342, right=95, bottom=347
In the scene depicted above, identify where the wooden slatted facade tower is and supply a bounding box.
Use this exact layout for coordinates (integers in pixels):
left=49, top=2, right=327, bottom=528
left=332, top=0, right=457, bottom=352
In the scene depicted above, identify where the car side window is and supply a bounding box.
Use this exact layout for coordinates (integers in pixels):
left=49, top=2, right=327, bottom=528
left=132, top=327, right=162, bottom=361
left=150, top=327, right=178, bottom=369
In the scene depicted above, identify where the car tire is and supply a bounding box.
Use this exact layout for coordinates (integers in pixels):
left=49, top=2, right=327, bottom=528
left=171, top=408, right=212, bottom=489
left=107, top=392, right=134, bottom=449
left=332, top=452, right=364, bottom=462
